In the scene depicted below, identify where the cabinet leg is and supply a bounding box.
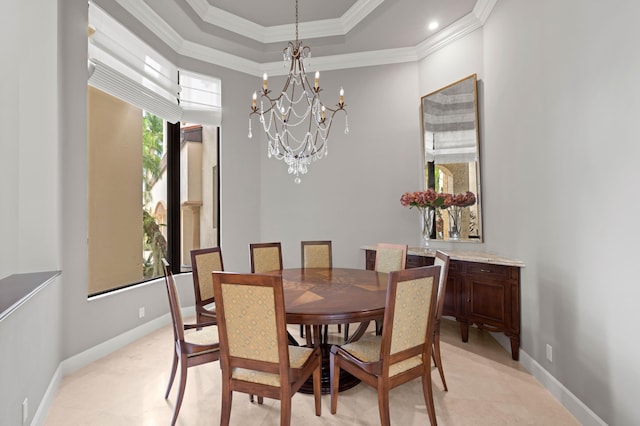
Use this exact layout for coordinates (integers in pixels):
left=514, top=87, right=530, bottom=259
left=459, top=321, right=469, bottom=342
left=509, top=334, right=520, bottom=361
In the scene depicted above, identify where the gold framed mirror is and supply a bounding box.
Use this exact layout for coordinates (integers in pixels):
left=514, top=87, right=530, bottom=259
left=421, top=74, right=482, bottom=241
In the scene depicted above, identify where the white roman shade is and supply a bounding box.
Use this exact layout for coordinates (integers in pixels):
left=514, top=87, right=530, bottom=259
left=180, top=70, right=222, bottom=126
left=88, top=3, right=221, bottom=124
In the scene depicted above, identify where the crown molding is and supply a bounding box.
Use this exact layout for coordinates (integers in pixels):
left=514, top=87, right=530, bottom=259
left=185, top=0, right=384, bottom=43
left=114, top=0, right=184, bottom=52
left=260, top=46, right=418, bottom=77
left=114, top=0, right=496, bottom=76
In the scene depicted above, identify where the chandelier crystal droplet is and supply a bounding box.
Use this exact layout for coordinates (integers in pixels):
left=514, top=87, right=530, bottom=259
left=248, top=0, right=348, bottom=183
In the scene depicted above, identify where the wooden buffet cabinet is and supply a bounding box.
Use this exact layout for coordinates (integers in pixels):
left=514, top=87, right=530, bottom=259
left=363, top=246, right=524, bottom=360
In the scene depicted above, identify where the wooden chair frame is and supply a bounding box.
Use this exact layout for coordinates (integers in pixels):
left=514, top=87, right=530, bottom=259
left=162, top=259, right=220, bottom=426
left=432, top=250, right=451, bottom=391
left=330, top=265, right=440, bottom=426
left=374, top=243, right=408, bottom=272
left=300, top=240, right=333, bottom=268
left=250, top=242, right=283, bottom=273
left=190, top=246, right=224, bottom=325
left=212, top=271, right=322, bottom=426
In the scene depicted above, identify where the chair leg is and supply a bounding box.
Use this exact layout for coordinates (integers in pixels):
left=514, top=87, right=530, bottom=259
left=170, top=356, right=188, bottom=426
left=300, top=324, right=304, bottom=338
left=164, top=350, right=178, bottom=399
left=421, top=368, right=437, bottom=426
left=313, top=362, right=322, bottom=416
left=220, top=380, right=232, bottom=426
left=330, top=352, right=340, bottom=414
left=433, top=333, right=448, bottom=391
left=280, top=392, right=292, bottom=426
left=305, top=326, right=313, bottom=346
left=377, top=380, right=391, bottom=426
left=343, top=323, right=350, bottom=343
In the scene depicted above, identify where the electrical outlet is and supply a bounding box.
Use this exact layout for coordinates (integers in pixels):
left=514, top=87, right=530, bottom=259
left=546, top=344, right=553, bottom=362
left=22, top=398, right=28, bottom=424
left=139, top=307, right=145, bottom=318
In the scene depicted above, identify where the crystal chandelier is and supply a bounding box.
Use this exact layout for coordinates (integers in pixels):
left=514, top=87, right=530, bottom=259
left=248, top=0, right=348, bottom=184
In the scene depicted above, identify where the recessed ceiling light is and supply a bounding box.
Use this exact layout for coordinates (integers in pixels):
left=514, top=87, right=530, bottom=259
left=428, top=21, right=439, bottom=31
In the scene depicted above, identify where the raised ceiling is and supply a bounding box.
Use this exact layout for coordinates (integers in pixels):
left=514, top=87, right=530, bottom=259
left=95, top=0, right=495, bottom=75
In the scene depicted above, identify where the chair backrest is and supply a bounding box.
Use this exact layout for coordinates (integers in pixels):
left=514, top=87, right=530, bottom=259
left=301, top=240, right=332, bottom=268
left=379, top=265, right=440, bottom=366
left=212, top=272, right=291, bottom=382
left=374, top=243, right=407, bottom=273
left=250, top=242, right=283, bottom=273
left=190, top=247, right=224, bottom=305
left=162, top=259, right=186, bottom=343
left=433, top=250, right=450, bottom=321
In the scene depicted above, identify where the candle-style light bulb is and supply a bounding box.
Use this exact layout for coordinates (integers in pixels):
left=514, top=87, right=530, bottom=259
left=281, top=106, right=286, bottom=121
left=252, top=91, right=257, bottom=108
left=315, top=71, right=320, bottom=90
left=263, top=73, right=268, bottom=91
left=321, top=105, right=326, bottom=121
left=339, top=87, right=344, bottom=105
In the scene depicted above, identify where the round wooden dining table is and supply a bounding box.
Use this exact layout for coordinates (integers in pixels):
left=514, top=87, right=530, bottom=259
left=271, top=267, right=390, bottom=393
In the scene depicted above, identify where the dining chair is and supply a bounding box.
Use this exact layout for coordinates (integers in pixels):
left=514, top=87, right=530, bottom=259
left=301, top=240, right=333, bottom=268
left=250, top=242, right=283, bottom=273
left=190, top=246, right=224, bottom=326
left=432, top=250, right=451, bottom=391
left=161, top=259, right=220, bottom=426
left=212, top=271, right=322, bottom=426
left=374, top=242, right=408, bottom=273
left=329, top=265, right=441, bottom=426
left=346, top=243, right=408, bottom=338
left=300, top=240, right=341, bottom=343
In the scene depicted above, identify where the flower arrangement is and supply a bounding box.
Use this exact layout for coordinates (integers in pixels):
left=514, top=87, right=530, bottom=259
left=400, top=189, right=476, bottom=210
left=442, top=191, right=476, bottom=208
left=400, top=189, right=476, bottom=242
left=399, top=189, right=446, bottom=209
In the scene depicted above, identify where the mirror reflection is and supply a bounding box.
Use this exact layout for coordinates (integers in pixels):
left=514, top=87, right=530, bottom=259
left=421, top=74, right=482, bottom=241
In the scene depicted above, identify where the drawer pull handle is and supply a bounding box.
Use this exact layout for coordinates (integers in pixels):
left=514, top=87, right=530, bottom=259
left=480, top=268, right=491, bottom=273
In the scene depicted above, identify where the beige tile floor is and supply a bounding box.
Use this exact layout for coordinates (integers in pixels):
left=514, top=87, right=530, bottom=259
left=45, top=319, right=578, bottom=425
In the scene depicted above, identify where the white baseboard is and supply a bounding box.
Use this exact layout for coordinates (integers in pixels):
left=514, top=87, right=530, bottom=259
left=32, top=307, right=194, bottom=426
left=490, top=332, right=607, bottom=426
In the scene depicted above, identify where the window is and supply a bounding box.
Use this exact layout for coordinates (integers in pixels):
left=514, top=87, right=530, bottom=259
left=86, top=3, right=221, bottom=296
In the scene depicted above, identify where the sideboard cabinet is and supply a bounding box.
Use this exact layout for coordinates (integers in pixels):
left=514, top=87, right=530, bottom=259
left=364, top=247, right=524, bottom=360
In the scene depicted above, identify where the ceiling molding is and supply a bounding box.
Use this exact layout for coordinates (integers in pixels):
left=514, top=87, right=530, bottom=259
left=416, top=0, right=495, bottom=60
left=115, top=0, right=184, bottom=52
left=261, top=47, right=418, bottom=77
left=114, top=0, right=496, bottom=77
left=185, top=0, right=384, bottom=43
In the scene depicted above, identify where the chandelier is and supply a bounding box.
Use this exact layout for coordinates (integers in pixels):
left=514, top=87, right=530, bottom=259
left=248, top=0, right=349, bottom=184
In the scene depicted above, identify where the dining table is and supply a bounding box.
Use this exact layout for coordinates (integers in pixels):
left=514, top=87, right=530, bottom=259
left=268, top=267, right=390, bottom=394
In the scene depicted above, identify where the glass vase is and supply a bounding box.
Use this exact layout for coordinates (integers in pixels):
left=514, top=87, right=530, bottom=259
left=421, top=208, right=435, bottom=246
left=448, top=206, right=462, bottom=240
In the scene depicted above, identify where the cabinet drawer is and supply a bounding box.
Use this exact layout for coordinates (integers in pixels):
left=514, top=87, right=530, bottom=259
left=466, top=263, right=511, bottom=280
left=406, top=254, right=432, bottom=269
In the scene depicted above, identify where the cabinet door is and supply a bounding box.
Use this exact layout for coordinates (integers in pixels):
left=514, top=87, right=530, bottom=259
left=465, top=263, right=513, bottom=330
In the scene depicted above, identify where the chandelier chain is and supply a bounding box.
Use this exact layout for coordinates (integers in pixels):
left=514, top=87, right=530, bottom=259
left=248, top=0, right=349, bottom=183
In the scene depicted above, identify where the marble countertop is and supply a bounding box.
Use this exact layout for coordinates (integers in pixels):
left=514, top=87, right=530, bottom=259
left=361, top=245, right=525, bottom=267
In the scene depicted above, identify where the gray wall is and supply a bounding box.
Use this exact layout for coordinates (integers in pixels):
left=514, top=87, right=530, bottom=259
left=480, top=1, right=639, bottom=424
left=0, top=0, right=63, bottom=424
left=3, top=0, right=640, bottom=425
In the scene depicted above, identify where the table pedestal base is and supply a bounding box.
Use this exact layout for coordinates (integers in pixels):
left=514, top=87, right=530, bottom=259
left=298, top=344, right=360, bottom=394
